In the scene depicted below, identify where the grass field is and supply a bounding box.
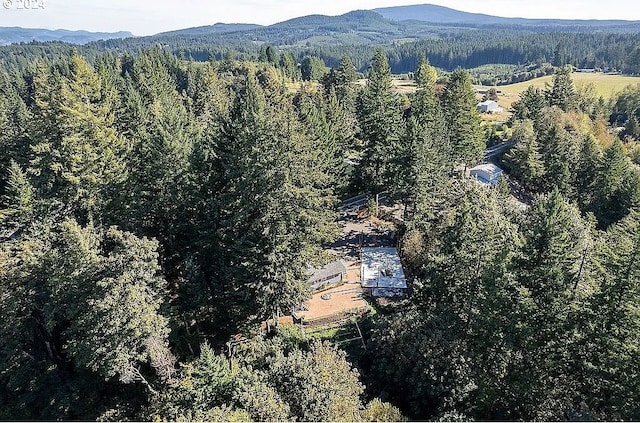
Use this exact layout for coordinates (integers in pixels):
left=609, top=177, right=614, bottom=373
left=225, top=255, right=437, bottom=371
left=485, top=73, right=640, bottom=111
left=494, top=73, right=640, bottom=98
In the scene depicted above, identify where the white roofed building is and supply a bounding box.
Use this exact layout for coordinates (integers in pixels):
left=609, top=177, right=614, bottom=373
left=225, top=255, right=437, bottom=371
left=470, top=163, right=503, bottom=186
left=477, top=100, right=503, bottom=114
left=360, top=247, right=407, bottom=297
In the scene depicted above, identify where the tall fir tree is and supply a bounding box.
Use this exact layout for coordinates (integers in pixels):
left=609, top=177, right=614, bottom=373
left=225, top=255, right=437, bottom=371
left=545, top=65, right=577, bottom=112
left=357, top=48, right=402, bottom=194
left=511, top=189, right=594, bottom=420
left=28, top=54, right=127, bottom=220
left=0, top=161, right=35, bottom=227
left=196, top=72, right=338, bottom=331
left=395, top=58, right=448, bottom=219
left=504, top=119, right=545, bottom=190
left=580, top=210, right=640, bottom=420
left=512, top=86, right=546, bottom=123
left=590, top=139, right=640, bottom=227
left=441, top=69, right=484, bottom=167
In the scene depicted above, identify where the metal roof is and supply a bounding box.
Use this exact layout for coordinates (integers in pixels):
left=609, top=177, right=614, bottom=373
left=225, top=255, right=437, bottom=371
left=361, top=247, right=407, bottom=289
left=470, top=163, right=502, bottom=174
left=309, top=259, right=348, bottom=283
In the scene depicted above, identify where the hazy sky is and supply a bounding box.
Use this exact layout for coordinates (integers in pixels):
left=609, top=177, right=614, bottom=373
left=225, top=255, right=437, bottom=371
left=1, top=0, right=639, bottom=36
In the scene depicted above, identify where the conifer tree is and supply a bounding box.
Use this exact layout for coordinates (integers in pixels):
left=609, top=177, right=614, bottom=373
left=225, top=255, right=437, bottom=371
left=279, top=51, right=299, bottom=81
left=115, top=51, right=196, bottom=259
left=357, top=48, right=402, bottom=194
left=574, top=134, right=603, bottom=208
left=504, top=119, right=545, bottom=190
left=371, top=182, right=521, bottom=419
left=0, top=72, right=32, bottom=170
left=401, top=58, right=449, bottom=218
left=0, top=219, right=174, bottom=417
left=295, top=87, right=353, bottom=195
left=545, top=65, right=577, bottom=112
left=323, top=55, right=358, bottom=111
left=539, top=122, right=576, bottom=197
left=441, top=69, right=484, bottom=166
left=300, top=56, right=327, bottom=81
left=0, top=161, right=35, bottom=226
left=512, top=189, right=594, bottom=419
left=265, top=45, right=278, bottom=65
left=203, top=72, right=338, bottom=327
left=512, top=86, right=546, bottom=122
left=590, top=140, right=640, bottom=226
left=28, top=54, right=126, bottom=219
left=581, top=210, right=640, bottom=420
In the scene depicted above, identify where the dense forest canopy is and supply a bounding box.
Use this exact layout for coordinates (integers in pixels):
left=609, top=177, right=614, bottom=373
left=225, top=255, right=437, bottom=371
left=1, top=13, right=640, bottom=421
left=2, top=27, right=640, bottom=75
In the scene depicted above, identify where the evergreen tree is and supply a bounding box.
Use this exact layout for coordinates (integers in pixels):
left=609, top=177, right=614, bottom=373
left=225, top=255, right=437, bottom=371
left=202, top=72, right=338, bottom=328
left=114, top=51, right=196, bottom=260
left=0, top=161, right=35, bottom=227
left=265, top=45, right=278, bottom=65
left=28, top=54, right=127, bottom=220
left=0, top=220, right=173, bottom=419
left=279, top=51, right=299, bottom=81
left=504, top=120, right=545, bottom=190
left=370, top=182, right=521, bottom=419
left=539, top=120, right=577, bottom=197
left=511, top=86, right=545, bottom=122
left=322, top=55, right=358, bottom=111
left=394, top=84, right=447, bottom=220
left=574, top=134, right=603, bottom=208
left=441, top=69, right=484, bottom=166
left=300, top=56, right=327, bottom=81
left=545, top=65, right=577, bottom=112
left=357, top=48, right=402, bottom=194
left=295, top=86, right=353, bottom=195
left=581, top=210, right=640, bottom=420
left=0, top=72, right=32, bottom=170
left=590, top=140, right=640, bottom=227
left=512, top=189, right=594, bottom=420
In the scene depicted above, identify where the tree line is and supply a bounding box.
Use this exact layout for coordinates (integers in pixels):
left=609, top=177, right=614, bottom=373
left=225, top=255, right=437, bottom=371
left=3, top=29, right=640, bottom=76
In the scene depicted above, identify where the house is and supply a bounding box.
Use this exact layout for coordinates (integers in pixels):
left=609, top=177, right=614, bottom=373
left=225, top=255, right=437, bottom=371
left=360, top=247, right=407, bottom=297
left=470, top=163, right=503, bottom=186
left=308, top=260, right=348, bottom=291
left=476, top=100, right=503, bottom=114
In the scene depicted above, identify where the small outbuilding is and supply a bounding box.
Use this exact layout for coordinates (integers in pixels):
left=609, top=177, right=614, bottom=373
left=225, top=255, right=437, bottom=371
left=470, top=163, right=503, bottom=186
left=360, top=247, right=407, bottom=297
left=308, top=260, right=348, bottom=291
left=477, top=100, right=503, bottom=114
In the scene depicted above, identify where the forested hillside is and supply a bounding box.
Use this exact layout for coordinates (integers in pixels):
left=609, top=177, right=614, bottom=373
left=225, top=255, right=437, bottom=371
left=2, top=29, right=640, bottom=78
left=373, top=3, right=640, bottom=28
left=0, top=27, right=133, bottom=46
left=1, top=40, right=640, bottom=421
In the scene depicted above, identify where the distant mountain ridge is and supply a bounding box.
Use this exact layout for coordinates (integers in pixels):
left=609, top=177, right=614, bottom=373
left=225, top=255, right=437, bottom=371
left=6, top=3, right=640, bottom=49
left=372, top=4, right=640, bottom=27
left=146, top=4, right=640, bottom=46
left=0, top=27, right=133, bottom=46
left=152, top=23, right=262, bottom=38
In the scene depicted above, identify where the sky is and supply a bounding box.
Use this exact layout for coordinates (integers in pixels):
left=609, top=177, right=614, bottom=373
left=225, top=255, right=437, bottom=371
left=1, top=0, right=639, bottom=36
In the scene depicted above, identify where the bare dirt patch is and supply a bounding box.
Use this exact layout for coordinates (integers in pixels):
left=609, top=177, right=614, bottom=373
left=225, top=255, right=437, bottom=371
left=296, top=274, right=368, bottom=321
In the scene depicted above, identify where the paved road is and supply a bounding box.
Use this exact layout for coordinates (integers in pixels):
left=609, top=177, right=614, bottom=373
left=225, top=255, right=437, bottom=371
left=484, top=141, right=515, bottom=161
left=340, top=193, right=388, bottom=213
